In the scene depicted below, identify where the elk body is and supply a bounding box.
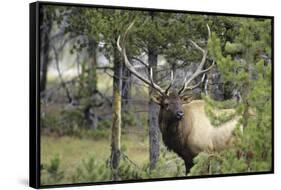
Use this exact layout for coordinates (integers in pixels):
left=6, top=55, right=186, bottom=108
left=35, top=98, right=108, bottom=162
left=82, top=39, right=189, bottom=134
left=156, top=92, right=240, bottom=174
left=117, top=22, right=241, bottom=174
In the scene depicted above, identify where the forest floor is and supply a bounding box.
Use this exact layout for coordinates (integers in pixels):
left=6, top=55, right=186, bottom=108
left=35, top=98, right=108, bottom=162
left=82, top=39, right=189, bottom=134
left=41, top=127, right=150, bottom=183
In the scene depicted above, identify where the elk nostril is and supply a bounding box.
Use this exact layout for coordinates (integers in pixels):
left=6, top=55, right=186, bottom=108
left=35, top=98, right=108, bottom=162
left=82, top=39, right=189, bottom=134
left=176, top=111, right=184, bottom=119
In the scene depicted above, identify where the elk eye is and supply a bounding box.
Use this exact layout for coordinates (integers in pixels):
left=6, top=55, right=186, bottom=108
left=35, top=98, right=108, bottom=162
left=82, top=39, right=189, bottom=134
left=162, top=103, right=168, bottom=109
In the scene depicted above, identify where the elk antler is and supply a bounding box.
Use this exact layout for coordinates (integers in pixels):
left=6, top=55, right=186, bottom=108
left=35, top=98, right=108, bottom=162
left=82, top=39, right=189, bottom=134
left=117, top=22, right=166, bottom=96
left=178, top=24, right=214, bottom=95
left=164, top=71, right=174, bottom=94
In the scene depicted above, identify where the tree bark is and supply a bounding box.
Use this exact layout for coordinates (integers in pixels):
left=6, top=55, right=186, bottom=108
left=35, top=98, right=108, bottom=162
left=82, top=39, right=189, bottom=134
left=111, top=42, right=123, bottom=180
left=122, top=67, right=132, bottom=110
left=89, top=47, right=98, bottom=93
left=148, top=45, right=160, bottom=170
left=40, top=8, right=52, bottom=93
left=207, top=67, right=224, bottom=101
left=122, top=66, right=132, bottom=128
left=78, top=40, right=100, bottom=129
left=88, top=46, right=98, bottom=130
left=171, top=63, right=177, bottom=75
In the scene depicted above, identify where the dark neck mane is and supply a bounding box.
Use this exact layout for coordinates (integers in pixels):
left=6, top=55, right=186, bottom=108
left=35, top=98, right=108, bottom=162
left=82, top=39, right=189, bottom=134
left=159, top=113, right=186, bottom=158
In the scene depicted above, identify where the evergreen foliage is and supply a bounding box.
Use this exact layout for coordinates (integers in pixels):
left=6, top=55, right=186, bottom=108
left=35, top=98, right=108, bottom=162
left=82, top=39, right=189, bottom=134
left=190, top=17, right=272, bottom=175
left=71, top=156, right=111, bottom=183
left=41, top=155, right=65, bottom=185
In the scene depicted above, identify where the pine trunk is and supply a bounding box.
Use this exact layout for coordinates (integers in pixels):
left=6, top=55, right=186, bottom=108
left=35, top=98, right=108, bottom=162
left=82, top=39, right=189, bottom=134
left=111, top=43, right=123, bottom=180
left=148, top=45, right=160, bottom=170
left=40, top=9, right=52, bottom=93
left=122, top=66, right=132, bottom=122
left=89, top=47, right=98, bottom=130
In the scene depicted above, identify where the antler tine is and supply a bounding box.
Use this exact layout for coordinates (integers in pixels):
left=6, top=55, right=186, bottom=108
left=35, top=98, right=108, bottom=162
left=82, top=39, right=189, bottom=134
left=178, top=24, right=213, bottom=95
left=117, top=22, right=165, bottom=96
left=165, top=70, right=174, bottom=95
left=207, top=23, right=211, bottom=39
left=131, top=57, right=149, bottom=68
left=186, top=73, right=206, bottom=90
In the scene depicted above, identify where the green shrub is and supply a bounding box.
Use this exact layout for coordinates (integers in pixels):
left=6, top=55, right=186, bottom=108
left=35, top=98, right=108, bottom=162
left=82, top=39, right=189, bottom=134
left=40, top=113, right=60, bottom=134
left=71, top=156, right=110, bottom=183
left=41, top=155, right=65, bottom=185
left=122, top=112, right=137, bottom=127
left=116, top=147, right=185, bottom=180
left=41, top=107, right=111, bottom=139
left=98, top=119, right=111, bottom=128
left=225, top=42, right=244, bottom=54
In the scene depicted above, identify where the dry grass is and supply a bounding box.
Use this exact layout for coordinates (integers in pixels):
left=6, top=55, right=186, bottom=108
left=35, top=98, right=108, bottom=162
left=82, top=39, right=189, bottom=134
left=41, top=128, right=149, bottom=182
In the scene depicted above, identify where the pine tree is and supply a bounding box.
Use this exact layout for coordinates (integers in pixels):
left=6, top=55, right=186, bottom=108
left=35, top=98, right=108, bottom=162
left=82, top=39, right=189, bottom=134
left=189, top=17, right=272, bottom=175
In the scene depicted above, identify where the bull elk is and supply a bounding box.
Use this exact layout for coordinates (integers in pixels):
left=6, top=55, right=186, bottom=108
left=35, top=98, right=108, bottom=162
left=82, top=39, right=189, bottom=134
left=117, top=22, right=241, bottom=174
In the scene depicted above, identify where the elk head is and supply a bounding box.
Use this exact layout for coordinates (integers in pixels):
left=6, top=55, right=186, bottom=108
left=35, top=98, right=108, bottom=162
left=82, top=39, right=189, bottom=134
left=117, top=21, right=214, bottom=122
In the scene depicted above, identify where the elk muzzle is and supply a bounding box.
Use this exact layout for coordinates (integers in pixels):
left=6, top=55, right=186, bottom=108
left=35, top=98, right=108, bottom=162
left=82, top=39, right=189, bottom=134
left=176, top=111, right=184, bottom=120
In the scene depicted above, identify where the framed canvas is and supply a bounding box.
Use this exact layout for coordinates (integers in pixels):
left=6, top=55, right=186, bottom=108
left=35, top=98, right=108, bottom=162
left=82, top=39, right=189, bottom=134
left=29, top=1, right=274, bottom=189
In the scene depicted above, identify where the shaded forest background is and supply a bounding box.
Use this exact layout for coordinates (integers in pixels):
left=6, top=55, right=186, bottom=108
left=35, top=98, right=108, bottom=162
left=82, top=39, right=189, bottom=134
left=39, top=5, right=272, bottom=185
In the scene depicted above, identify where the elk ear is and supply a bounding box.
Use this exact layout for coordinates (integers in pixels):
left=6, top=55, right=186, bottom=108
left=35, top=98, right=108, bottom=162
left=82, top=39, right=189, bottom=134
left=151, top=94, right=162, bottom=105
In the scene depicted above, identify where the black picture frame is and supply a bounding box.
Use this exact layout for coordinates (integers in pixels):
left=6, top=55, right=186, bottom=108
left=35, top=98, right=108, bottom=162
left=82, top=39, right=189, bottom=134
left=30, top=1, right=274, bottom=189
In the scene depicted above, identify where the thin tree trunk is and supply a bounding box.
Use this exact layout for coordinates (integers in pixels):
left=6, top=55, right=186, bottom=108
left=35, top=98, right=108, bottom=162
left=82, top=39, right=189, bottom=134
left=89, top=48, right=98, bottom=93
left=171, top=63, right=177, bottom=75
left=88, top=47, right=98, bottom=129
left=122, top=66, right=132, bottom=127
left=111, top=42, right=123, bottom=180
left=52, top=45, right=72, bottom=103
left=40, top=9, right=52, bottom=93
left=122, top=67, right=132, bottom=109
left=148, top=45, right=160, bottom=170
left=207, top=67, right=224, bottom=101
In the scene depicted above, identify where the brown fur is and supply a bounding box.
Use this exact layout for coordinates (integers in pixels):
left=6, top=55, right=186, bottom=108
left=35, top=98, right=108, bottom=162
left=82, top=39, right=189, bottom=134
left=158, top=95, right=240, bottom=174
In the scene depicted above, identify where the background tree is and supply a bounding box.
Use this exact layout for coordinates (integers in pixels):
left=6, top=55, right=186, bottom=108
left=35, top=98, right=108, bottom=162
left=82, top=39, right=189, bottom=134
left=87, top=9, right=133, bottom=179
left=190, top=17, right=272, bottom=175
left=40, top=6, right=54, bottom=93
